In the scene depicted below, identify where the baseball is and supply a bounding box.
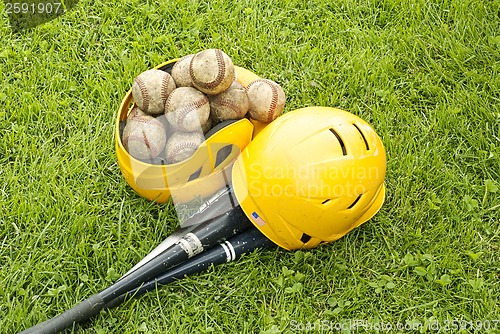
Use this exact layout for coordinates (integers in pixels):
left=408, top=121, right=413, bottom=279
left=171, top=54, right=195, bottom=87
left=164, top=87, right=210, bottom=132
left=132, top=69, right=176, bottom=115
left=246, top=79, right=286, bottom=123
left=165, top=131, right=205, bottom=164
left=189, top=49, right=235, bottom=95
left=209, top=81, right=249, bottom=122
left=127, top=106, right=146, bottom=122
left=122, top=115, right=167, bottom=160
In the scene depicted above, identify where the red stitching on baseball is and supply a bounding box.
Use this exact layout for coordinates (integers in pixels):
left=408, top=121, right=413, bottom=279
left=190, top=49, right=226, bottom=90
left=173, top=98, right=208, bottom=126
left=143, top=132, right=157, bottom=155
left=160, top=74, right=173, bottom=105
left=168, top=141, right=200, bottom=163
left=128, top=116, right=163, bottom=128
left=213, top=97, right=245, bottom=118
left=266, top=80, right=279, bottom=122
left=135, top=77, right=149, bottom=112
left=142, top=129, right=152, bottom=150
left=164, top=91, right=175, bottom=111
left=128, top=107, right=142, bottom=119
left=124, top=133, right=160, bottom=158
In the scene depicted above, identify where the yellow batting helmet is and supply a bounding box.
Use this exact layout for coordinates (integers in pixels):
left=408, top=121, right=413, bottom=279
left=232, top=107, right=386, bottom=250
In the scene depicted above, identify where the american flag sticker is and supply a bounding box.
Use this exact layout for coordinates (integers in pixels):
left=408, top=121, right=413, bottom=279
left=251, top=212, right=266, bottom=227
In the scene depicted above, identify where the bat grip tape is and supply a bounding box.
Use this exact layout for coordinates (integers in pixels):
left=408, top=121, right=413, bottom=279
left=18, top=294, right=105, bottom=334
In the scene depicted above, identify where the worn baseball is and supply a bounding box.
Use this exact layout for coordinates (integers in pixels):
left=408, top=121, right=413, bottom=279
left=246, top=79, right=286, bottom=123
left=165, top=87, right=210, bottom=132
left=165, top=131, right=205, bottom=164
left=171, top=54, right=195, bottom=87
left=122, top=115, right=167, bottom=160
left=127, top=106, right=146, bottom=122
left=189, top=49, right=235, bottom=95
left=132, top=69, right=176, bottom=115
left=209, top=81, right=249, bottom=122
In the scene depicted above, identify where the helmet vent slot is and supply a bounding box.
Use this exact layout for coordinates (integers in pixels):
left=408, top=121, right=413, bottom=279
left=300, top=234, right=312, bottom=244
left=329, top=128, right=347, bottom=156
left=353, top=123, right=370, bottom=150
left=347, top=194, right=362, bottom=209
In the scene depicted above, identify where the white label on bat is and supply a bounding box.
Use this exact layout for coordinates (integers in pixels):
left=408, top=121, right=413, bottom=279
left=177, top=233, right=204, bottom=258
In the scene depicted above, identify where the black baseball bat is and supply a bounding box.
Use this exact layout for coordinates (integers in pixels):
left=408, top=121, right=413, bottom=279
left=18, top=205, right=252, bottom=334
left=119, top=185, right=238, bottom=281
left=104, top=227, right=277, bottom=309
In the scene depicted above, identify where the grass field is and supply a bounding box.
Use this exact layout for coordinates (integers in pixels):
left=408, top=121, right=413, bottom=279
left=1, top=0, right=499, bottom=333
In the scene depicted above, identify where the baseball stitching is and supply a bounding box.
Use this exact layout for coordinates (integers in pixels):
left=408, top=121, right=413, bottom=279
left=213, top=97, right=246, bottom=118
left=168, top=141, right=200, bottom=163
left=142, top=129, right=154, bottom=155
left=172, top=98, right=208, bottom=126
left=266, top=80, right=279, bottom=122
left=135, top=77, right=149, bottom=112
left=128, top=116, right=163, bottom=127
left=124, top=133, right=160, bottom=158
left=128, top=107, right=141, bottom=119
left=190, top=49, right=226, bottom=90
left=160, top=74, right=172, bottom=105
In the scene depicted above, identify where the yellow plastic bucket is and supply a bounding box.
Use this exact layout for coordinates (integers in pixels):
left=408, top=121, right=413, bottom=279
left=115, top=59, right=265, bottom=203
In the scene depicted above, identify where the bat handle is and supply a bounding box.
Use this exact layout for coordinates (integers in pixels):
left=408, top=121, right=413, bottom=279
left=18, top=294, right=105, bottom=334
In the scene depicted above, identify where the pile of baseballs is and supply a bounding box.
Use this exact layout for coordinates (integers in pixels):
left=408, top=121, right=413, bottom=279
left=122, top=48, right=286, bottom=164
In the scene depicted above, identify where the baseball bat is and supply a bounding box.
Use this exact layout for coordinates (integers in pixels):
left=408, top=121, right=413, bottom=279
left=118, top=224, right=197, bottom=282
left=104, top=227, right=277, bottom=309
left=18, top=205, right=252, bottom=334
left=119, top=185, right=237, bottom=281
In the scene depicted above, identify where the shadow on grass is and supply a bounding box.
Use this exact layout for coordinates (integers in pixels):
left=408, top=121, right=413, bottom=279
left=5, top=0, right=79, bottom=32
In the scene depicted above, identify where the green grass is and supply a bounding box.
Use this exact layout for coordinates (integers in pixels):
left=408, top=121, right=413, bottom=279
left=1, top=0, right=499, bottom=333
